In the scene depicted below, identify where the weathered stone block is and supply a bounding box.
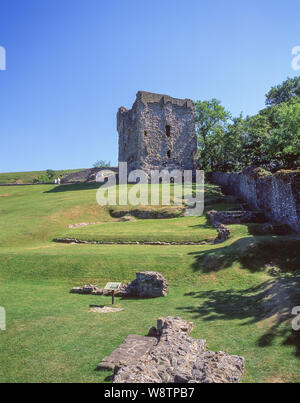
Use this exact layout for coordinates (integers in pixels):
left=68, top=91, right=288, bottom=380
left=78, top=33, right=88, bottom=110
left=111, top=316, right=245, bottom=383
left=119, top=271, right=169, bottom=298
left=96, top=334, right=158, bottom=371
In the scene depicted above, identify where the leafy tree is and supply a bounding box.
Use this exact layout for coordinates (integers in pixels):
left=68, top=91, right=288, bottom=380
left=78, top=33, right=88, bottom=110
left=226, top=115, right=248, bottom=170
left=46, top=169, right=56, bottom=179
left=264, top=98, right=300, bottom=169
left=37, top=174, right=50, bottom=183
left=194, top=99, right=232, bottom=171
left=239, top=112, right=272, bottom=168
left=194, top=78, right=300, bottom=172
left=93, top=160, right=111, bottom=168
left=265, top=76, right=300, bottom=106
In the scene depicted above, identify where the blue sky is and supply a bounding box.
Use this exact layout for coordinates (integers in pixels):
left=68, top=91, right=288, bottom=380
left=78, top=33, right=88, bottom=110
left=0, top=0, right=299, bottom=172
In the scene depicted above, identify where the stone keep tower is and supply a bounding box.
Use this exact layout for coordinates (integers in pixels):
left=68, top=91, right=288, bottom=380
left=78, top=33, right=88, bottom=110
left=117, top=91, right=197, bottom=173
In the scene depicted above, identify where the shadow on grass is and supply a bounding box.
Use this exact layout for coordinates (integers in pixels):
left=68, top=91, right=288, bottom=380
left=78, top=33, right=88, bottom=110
left=44, top=182, right=102, bottom=193
left=189, top=222, right=215, bottom=230
left=189, top=236, right=300, bottom=274
left=178, top=277, right=300, bottom=356
left=120, top=295, right=157, bottom=301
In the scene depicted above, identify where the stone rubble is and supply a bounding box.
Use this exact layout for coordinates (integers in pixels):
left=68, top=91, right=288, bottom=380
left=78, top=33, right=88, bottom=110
left=216, top=223, right=231, bottom=243
left=117, top=271, right=169, bottom=298
left=70, top=272, right=168, bottom=299
left=109, top=207, right=184, bottom=219
left=70, top=284, right=104, bottom=295
left=100, top=316, right=246, bottom=383
left=55, top=238, right=205, bottom=245
left=207, top=209, right=265, bottom=225
left=206, top=210, right=231, bottom=243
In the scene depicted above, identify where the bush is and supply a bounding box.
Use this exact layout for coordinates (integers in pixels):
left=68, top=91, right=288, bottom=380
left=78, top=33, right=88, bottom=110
left=93, top=160, right=111, bottom=168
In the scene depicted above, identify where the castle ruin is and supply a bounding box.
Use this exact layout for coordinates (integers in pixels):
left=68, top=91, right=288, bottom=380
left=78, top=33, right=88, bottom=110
left=117, top=91, right=197, bottom=173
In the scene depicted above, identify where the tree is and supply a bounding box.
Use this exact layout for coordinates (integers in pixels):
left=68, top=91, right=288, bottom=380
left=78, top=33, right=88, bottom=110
left=194, top=78, right=300, bottom=172
left=265, top=76, right=300, bottom=106
left=46, top=169, right=56, bottom=179
left=264, top=98, right=300, bottom=169
left=226, top=115, right=248, bottom=170
left=194, top=99, right=232, bottom=171
left=93, top=160, right=111, bottom=168
left=239, top=112, right=272, bottom=168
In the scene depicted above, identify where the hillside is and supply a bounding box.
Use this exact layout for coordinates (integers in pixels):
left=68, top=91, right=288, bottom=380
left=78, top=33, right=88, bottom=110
left=0, top=181, right=299, bottom=383
left=0, top=168, right=86, bottom=184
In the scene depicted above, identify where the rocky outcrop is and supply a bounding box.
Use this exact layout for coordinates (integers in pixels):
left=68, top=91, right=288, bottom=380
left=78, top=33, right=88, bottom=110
left=118, top=271, right=169, bottom=298
left=210, top=167, right=300, bottom=233
left=100, top=316, right=245, bottom=383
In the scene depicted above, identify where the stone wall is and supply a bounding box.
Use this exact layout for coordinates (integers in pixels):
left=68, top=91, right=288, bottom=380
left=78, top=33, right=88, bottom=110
left=111, top=317, right=245, bottom=383
left=210, top=167, right=300, bottom=233
left=70, top=272, right=169, bottom=298
left=117, top=91, right=197, bottom=173
left=119, top=271, right=169, bottom=298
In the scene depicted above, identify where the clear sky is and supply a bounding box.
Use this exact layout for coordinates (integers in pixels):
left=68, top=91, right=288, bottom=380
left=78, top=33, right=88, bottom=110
left=0, top=0, right=299, bottom=172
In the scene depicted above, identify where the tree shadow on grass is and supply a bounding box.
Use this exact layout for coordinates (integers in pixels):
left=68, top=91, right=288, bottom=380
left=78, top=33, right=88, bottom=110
left=178, top=277, right=300, bottom=356
left=189, top=236, right=300, bottom=274
left=44, top=182, right=102, bottom=193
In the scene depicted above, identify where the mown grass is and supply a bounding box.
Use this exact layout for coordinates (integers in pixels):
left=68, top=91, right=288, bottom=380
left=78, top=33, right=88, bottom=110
left=60, top=216, right=217, bottom=243
left=0, top=182, right=299, bottom=383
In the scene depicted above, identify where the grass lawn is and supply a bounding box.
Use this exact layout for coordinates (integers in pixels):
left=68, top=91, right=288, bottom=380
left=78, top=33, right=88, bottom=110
left=60, top=216, right=218, bottom=243
left=0, top=182, right=299, bottom=383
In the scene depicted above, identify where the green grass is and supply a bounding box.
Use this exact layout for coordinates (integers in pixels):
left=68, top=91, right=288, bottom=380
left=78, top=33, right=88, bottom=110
left=60, top=216, right=217, bottom=243
left=0, top=181, right=299, bottom=383
left=0, top=168, right=85, bottom=184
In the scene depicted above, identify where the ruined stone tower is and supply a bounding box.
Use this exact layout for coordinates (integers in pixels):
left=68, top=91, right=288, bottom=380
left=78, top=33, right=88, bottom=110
left=117, top=91, right=197, bottom=173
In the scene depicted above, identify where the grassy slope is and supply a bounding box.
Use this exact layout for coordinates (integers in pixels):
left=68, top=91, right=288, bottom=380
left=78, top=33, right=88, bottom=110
left=60, top=216, right=218, bottom=243
left=0, top=182, right=299, bottom=383
left=0, top=168, right=86, bottom=184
